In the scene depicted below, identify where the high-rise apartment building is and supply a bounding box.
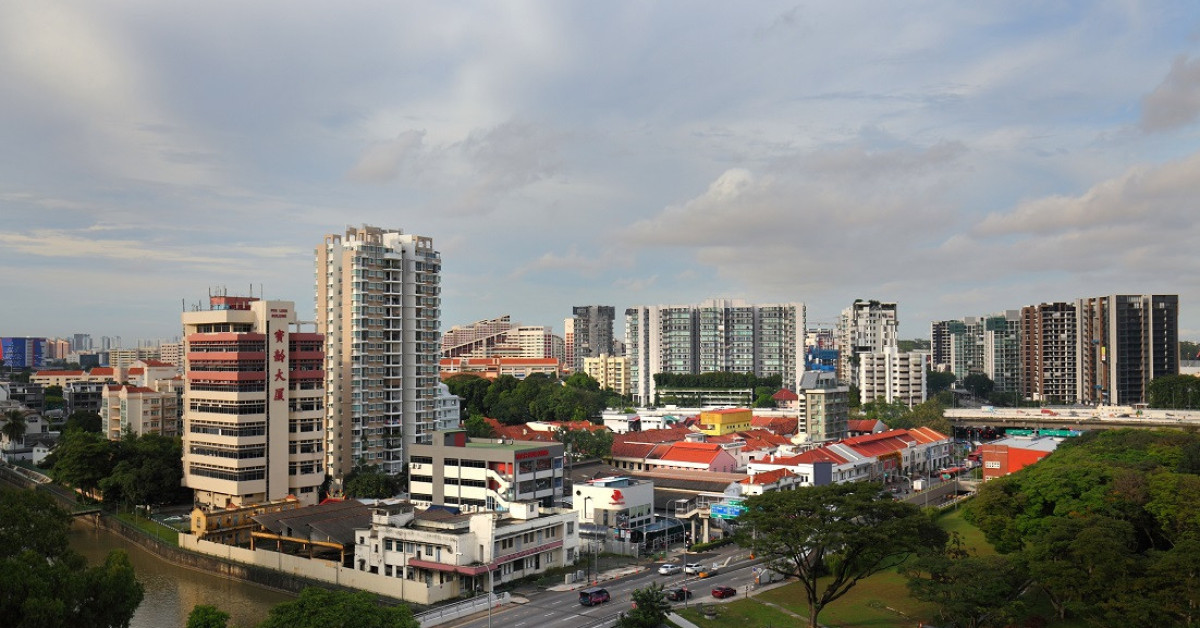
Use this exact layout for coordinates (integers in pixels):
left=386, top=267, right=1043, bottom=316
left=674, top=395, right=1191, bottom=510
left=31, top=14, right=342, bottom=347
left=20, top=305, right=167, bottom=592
left=624, top=299, right=805, bottom=405
left=181, top=296, right=325, bottom=509
left=316, top=225, right=441, bottom=482
left=858, top=347, right=927, bottom=407
left=0, top=338, right=47, bottom=369
left=941, top=311, right=1022, bottom=398
left=836, top=300, right=898, bottom=385
left=564, top=306, right=615, bottom=372
left=1076, top=294, right=1178, bottom=406
left=929, top=320, right=952, bottom=371
left=583, top=354, right=630, bottom=396
left=1020, top=302, right=1080, bottom=404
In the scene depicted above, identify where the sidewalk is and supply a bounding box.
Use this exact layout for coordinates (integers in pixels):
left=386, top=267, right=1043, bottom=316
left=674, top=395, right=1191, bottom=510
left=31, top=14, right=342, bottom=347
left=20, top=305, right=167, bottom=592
left=545, top=564, right=648, bottom=591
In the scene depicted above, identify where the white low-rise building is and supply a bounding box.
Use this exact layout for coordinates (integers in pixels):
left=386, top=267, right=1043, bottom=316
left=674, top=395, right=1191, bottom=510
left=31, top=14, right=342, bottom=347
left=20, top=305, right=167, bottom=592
left=354, top=500, right=578, bottom=601
left=571, top=475, right=654, bottom=530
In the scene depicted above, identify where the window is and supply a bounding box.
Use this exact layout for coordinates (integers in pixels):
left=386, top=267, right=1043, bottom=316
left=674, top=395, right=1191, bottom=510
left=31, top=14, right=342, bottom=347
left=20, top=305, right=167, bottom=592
left=984, top=461, right=1001, bottom=469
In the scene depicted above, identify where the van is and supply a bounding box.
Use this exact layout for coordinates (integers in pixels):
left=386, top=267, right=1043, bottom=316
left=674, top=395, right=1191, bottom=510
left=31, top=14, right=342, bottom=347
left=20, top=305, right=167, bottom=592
left=579, top=587, right=610, bottom=606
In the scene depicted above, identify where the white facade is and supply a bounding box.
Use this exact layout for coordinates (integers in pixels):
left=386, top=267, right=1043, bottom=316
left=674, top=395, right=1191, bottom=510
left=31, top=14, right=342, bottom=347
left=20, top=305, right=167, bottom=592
left=858, top=347, right=927, bottom=407
left=182, top=298, right=325, bottom=509
left=837, top=300, right=898, bottom=386
left=571, top=476, right=654, bottom=529
left=434, top=382, right=462, bottom=432
left=354, top=501, right=579, bottom=596
left=317, top=225, right=442, bottom=481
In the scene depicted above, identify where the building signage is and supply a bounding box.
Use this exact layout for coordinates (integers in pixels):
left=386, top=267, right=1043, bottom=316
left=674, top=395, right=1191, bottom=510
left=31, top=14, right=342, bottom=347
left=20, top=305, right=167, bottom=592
left=515, top=449, right=549, bottom=460
left=610, top=489, right=625, bottom=505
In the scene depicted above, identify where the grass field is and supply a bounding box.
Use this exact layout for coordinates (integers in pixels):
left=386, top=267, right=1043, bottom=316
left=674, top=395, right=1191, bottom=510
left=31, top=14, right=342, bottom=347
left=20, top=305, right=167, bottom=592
left=676, top=508, right=990, bottom=628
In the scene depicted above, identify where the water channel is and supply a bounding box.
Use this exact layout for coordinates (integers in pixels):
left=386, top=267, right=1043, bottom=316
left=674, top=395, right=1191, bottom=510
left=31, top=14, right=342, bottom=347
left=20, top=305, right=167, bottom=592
left=69, top=519, right=293, bottom=628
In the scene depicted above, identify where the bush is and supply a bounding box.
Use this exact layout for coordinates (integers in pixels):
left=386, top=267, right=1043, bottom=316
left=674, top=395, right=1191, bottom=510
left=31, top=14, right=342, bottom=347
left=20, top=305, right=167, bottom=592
left=688, top=537, right=735, bottom=552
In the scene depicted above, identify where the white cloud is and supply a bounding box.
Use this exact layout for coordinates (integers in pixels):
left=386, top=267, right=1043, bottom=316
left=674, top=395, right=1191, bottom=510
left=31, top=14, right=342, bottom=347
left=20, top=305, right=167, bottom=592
left=1141, top=55, right=1200, bottom=132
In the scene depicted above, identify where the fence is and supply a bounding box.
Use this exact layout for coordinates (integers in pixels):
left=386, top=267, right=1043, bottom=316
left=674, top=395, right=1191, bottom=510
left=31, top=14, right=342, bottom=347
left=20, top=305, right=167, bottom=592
left=414, top=592, right=510, bottom=628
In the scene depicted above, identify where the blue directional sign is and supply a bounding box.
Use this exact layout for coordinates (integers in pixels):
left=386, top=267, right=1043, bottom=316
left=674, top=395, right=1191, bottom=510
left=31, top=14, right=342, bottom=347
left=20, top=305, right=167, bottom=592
left=710, top=503, right=745, bottom=520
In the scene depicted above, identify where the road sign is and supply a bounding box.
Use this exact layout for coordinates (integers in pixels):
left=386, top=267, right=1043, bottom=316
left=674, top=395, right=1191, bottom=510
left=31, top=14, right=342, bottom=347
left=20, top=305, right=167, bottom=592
left=710, top=503, right=744, bottom=520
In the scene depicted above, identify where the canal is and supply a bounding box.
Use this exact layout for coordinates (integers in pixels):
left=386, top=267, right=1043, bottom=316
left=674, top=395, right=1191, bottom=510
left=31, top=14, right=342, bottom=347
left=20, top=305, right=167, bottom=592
left=69, top=519, right=294, bottom=628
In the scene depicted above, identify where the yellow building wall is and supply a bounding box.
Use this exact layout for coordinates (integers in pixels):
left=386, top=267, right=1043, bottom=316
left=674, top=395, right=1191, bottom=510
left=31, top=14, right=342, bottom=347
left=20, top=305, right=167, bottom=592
left=698, top=409, right=752, bottom=435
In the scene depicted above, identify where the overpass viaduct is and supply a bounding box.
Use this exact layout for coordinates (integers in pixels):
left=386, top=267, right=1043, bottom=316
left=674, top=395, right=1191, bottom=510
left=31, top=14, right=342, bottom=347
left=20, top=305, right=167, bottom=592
left=946, top=406, right=1200, bottom=432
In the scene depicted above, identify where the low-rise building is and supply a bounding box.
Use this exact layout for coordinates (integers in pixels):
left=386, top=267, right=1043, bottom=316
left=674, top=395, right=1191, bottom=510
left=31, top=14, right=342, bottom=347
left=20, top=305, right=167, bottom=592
left=354, top=500, right=579, bottom=601
left=571, top=475, right=654, bottom=530
left=438, top=357, right=561, bottom=380
left=101, top=384, right=180, bottom=439
left=697, top=408, right=752, bottom=436
left=980, top=435, right=1063, bottom=480
left=408, top=431, right=565, bottom=512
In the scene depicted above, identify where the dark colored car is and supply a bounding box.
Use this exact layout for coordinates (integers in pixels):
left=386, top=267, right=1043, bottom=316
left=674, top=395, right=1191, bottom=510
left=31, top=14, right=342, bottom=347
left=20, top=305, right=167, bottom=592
left=579, top=587, right=610, bottom=606
left=665, top=587, right=692, bottom=602
left=711, top=586, right=737, bottom=599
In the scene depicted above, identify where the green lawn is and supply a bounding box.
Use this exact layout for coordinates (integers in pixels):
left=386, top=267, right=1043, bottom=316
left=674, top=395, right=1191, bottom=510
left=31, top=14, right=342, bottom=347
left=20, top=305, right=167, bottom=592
left=116, top=512, right=180, bottom=547
left=681, top=508, right=995, bottom=627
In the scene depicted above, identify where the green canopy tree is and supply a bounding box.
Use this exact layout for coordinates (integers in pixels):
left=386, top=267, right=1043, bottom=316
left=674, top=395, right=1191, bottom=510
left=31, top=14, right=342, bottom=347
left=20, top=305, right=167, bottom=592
left=904, top=534, right=1028, bottom=628
left=344, top=465, right=402, bottom=499
left=47, top=430, right=115, bottom=497
left=0, top=489, right=143, bottom=628
left=256, top=587, right=418, bottom=628
left=618, top=583, right=671, bottom=628
left=1024, top=515, right=1139, bottom=621
left=63, top=410, right=103, bottom=434
left=464, top=414, right=495, bottom=438
left=736, top=482, right=947, bottom=628
left=187, top=605, right=230, bottom=628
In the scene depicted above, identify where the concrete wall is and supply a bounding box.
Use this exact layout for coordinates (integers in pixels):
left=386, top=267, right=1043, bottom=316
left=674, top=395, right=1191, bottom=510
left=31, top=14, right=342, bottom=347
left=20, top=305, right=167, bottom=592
left=181, top=535, right=459, bottom=605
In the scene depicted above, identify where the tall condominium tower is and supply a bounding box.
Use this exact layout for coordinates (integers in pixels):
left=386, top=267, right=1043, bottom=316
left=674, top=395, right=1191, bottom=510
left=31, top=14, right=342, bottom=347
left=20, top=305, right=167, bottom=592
left=1076, top=294, right=1178, bottom=406
left=181, top=295, right=325, bottom=509
left=564, top=305, right=615, bottom=372
left=1020, top=302, right=1080, bottom=404
left=836, top=300, right=898, bottom=385
left=624, top=299, right=805, bottom=405
left=316, top=225, right=442, bottom=482
left=940, top=311, right=1022, bottom=398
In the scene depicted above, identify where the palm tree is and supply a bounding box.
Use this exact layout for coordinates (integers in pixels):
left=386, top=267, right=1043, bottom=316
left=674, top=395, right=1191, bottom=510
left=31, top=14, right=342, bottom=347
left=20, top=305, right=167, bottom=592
left=2, top=409, right=28, bottom=460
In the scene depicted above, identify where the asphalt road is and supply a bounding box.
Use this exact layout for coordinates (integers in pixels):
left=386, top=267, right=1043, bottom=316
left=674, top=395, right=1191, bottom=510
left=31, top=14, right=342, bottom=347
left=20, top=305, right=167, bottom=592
left=449, top=550, right=764, bottom=628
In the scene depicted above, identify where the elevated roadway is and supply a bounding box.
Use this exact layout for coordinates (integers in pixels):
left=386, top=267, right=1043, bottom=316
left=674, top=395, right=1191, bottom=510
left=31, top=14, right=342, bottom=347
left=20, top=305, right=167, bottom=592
left=946, top=406, right=1200, bottom=431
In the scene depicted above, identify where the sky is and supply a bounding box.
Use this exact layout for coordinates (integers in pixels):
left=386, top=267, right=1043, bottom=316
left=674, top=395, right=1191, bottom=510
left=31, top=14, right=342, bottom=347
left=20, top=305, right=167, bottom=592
left=3, top=1, right=1200, bottom=345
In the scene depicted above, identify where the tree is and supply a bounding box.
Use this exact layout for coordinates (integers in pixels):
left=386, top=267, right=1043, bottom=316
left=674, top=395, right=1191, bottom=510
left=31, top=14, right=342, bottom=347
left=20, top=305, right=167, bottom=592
left=100, top=433, right=190, bottom=507
left=0, top=489, right=143, bottom=628
left=44, top=384, right=65, bottom=411
left=618, top=583, right=671, bottom=628
left=187, top=604, right=231, bottom=628
left=926, top=369, right=956, bottom=396
left=736, top=482, right=948, bottom=628
left=904, top=533, right=1028, bottom=628
left=752, top=386, right=777, bottom=408
left=257, top=587, right=418, bottom=628
left=344, top=465, right=402, bottom=499
left=1023, top=515, right=1138, bottom=621
left=860, top=398, right=908, bottom=425
left=2, top=409, right=28, bottom=458
left=961, top=373, right=994, bottom=399
left=63, top=410, right=103, bottom=434
left=564, top=372, right=600, bottom=391
left=47, top=430, right=115, bottom=497
left=464, top=414, right=494, bottom=438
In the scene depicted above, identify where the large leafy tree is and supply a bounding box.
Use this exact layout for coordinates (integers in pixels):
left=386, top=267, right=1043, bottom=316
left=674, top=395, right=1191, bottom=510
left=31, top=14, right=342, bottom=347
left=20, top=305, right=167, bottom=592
left=618, top=583, right=671, bottom=628
left=0, top=489, right=143, bottom=628
left=736, top=482, right=947, bottom=628
left=100, top=434, right=190, bottom=507
left=1024, top=515, right=1138, bottom=620
left=47, top=429, right=115, bottom=496
left=344, top=465, right=402, bottom=499
left=187, top=604, right=231, bottom=628
left=257, top=587, right=418, bottom=628
left=904, top=534, right=1028, bottom=628
left=63, top=410, right=103, bottom=434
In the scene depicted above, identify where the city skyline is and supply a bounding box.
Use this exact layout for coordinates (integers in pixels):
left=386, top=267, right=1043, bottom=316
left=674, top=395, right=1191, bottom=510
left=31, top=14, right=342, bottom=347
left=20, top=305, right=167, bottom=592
left=3, top=3, right=1200, bottom=342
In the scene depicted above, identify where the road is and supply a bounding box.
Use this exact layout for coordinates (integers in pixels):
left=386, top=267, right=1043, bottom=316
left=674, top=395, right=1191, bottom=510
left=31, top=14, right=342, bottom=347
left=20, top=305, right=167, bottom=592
left=449, top=550, right=764, bottom=628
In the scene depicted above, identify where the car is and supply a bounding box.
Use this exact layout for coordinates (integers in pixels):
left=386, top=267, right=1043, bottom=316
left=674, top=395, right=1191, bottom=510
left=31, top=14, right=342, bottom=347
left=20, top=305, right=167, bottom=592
left=711, top=586, right=737, bottom=599
left=578, top=587, right=610, bottom=606
left=698, top=565, right=719, bottom=578
left=658, top=563, right=682, bottom=576
left=665, top=587, right=692, bottom=602
left=683, top=562, right=704, bottom=575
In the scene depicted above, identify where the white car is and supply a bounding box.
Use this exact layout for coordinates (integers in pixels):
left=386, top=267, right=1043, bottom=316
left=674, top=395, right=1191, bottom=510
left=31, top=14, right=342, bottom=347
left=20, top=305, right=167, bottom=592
left=658, top=563, right=682, bottom=576
left=683, top=563, right=703, bottom=575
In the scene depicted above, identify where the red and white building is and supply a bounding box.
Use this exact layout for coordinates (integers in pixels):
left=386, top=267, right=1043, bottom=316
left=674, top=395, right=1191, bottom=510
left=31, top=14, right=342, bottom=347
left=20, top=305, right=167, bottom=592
left=182, top=295, right=325, bottom=509
left=979, top=435, right=1063, bottom=480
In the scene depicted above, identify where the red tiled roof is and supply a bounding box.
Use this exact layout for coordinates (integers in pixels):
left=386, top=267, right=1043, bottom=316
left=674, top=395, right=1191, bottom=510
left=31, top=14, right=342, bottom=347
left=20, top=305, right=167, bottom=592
left=750, top=416, right=799, bottom=436
left=543, top=420, right=609, bottom=433
left=768, top=447, right=848, bottom=466
left=657, top=441, right=726, bottom=464
left=740, top=468, right=796, bottom=485
left=611, top=441, right=657, bottom=460
left=847, top=419, right=883, bottom=433
left=771, top=389, right=799, bottom=401
left=614, top=426, right=693, bottom=445
left=142, top=359, right=175, bottom=367
left=128, top=367, right=145, bottom=375
left=91, top=368, right=115, bottom=376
